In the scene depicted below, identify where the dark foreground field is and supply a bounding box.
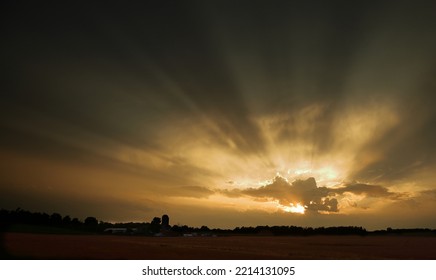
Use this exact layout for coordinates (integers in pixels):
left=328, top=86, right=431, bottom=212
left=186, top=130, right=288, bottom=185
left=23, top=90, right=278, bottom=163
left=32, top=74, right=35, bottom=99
left=2, top=233, right=436, bottom=259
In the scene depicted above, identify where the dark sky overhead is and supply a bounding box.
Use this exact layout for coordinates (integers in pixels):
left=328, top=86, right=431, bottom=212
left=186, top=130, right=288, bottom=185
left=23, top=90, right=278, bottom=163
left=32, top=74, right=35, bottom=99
left=1, top=0, right=436, bottom=229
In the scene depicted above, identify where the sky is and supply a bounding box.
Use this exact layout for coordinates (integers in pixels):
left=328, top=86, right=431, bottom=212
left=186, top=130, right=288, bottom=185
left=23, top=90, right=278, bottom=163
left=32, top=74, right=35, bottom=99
left=1, top=1, right=436, bottom=230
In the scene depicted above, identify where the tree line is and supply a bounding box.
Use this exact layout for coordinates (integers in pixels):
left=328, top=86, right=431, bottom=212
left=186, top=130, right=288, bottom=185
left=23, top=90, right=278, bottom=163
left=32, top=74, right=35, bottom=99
left=0, top=208, right=99, bottom=232
left=1, top=208, right=435, bottom=236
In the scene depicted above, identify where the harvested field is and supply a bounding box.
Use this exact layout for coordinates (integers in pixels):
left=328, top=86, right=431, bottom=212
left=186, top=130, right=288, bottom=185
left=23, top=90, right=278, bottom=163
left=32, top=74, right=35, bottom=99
left=2, top=233, right=436, bottom=259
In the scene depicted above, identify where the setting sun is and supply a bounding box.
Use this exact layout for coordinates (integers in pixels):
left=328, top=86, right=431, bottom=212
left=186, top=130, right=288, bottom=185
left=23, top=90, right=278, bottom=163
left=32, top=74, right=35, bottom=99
left=282, top=203, right=306, bottom=214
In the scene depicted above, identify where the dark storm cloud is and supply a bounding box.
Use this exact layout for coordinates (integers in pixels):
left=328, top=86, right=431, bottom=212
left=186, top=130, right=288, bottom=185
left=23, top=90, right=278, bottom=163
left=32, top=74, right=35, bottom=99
left=2, top=0, right=436, bottom=160
left=1, top=0, right=267, bottom=156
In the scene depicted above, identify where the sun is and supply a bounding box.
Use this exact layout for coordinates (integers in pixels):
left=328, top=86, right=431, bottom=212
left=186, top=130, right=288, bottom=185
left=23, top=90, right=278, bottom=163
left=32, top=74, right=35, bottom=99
left=281, top=203, right=306, bottom=214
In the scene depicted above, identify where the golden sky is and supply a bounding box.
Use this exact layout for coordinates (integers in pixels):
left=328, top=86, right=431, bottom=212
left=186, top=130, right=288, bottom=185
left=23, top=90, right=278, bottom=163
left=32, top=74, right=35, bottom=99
left=1, top=1, right=436, bottom=229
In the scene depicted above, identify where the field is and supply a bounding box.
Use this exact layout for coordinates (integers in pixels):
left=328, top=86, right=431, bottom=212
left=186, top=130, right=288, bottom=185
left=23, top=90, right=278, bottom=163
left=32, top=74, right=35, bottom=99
left=2, top=233, right=436, bottom=259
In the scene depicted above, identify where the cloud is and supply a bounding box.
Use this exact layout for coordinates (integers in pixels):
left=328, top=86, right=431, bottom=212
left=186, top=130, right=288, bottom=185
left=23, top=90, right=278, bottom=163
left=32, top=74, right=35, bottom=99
left=306, top=197, right=338, bottom=212
left=241, top=176, right=293, bottom=203
left=420, top=189, right=436, bottom=198
left=333, top=183, right=395, bottom=198
left=221, top=176, right=406, bottom=213
left=222, top=176, right=338, bottom=213
left=169, top=186, right=215, bottom=198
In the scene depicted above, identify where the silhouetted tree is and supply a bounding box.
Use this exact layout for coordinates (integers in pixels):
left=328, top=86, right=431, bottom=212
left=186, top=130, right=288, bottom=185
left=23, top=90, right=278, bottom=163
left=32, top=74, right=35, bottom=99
left=200, top=226, right=210, bottom=232
left=171, top=225, right=181, bottom=232
left=150, top=217, right=161, bottom=233
left=50, top=213, right=62, bottom=226
left=71, top=218, right=82, bottom=227
left=84, top=217, right=98, bottom=231
left=62, top=215, right=71, bottom=227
